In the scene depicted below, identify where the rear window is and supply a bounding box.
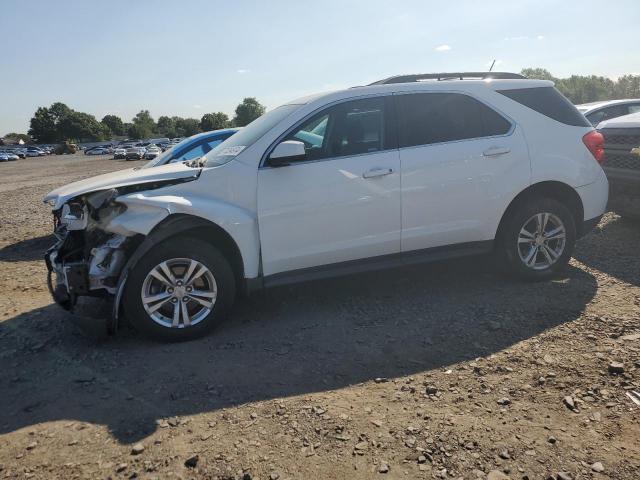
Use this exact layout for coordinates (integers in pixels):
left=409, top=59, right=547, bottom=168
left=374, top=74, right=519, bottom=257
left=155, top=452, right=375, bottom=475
left=497, top=87, right=591, bottom=127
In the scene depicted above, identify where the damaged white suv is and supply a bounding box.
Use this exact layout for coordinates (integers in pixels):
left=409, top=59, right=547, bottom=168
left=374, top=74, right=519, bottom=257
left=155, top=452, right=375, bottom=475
left=44, top=72, right=608, bottom=341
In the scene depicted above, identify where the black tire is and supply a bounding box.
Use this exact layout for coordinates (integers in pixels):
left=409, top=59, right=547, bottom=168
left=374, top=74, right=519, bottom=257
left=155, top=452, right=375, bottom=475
left=123, top=237, right=235, bottom=341
left=497, top=197, right=576, bottom=281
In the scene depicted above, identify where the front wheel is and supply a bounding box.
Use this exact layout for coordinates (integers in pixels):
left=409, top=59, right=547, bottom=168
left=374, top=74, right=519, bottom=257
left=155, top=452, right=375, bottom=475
left=123, top=238, right=236, bottom=341
left=498, top=198, right=577, bottom=280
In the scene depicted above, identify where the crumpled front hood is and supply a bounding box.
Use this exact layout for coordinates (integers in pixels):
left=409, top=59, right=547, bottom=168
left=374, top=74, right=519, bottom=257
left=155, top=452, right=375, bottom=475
left=43, top=162, right=201, bottom=210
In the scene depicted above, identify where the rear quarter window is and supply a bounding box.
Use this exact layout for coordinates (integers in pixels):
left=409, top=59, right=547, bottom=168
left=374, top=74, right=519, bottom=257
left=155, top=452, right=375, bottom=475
left=497, top=87, right=591, bottom=127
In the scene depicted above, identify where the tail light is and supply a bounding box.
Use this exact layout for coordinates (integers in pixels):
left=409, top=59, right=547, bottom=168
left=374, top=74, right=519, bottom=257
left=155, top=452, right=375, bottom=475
left=582, top=130, right=605, bottom=165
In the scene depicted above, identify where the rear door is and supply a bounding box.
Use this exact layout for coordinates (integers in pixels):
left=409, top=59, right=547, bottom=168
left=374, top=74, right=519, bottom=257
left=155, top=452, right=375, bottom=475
left=257, top=96, right=401, bottom=276
left=395, top=91, right=530, bottom=251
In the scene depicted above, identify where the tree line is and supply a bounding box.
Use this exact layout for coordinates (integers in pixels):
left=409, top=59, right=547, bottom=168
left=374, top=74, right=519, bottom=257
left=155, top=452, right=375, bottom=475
left=23, top=97, right=265, bottom=144
left=6, top=68, right=640, bottom=144
left=520, top=68, right=640, bottom=104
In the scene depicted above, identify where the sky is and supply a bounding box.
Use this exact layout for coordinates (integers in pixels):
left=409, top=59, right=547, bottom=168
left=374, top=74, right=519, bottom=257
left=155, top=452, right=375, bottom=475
left=1, top=0, right=639, bottom=135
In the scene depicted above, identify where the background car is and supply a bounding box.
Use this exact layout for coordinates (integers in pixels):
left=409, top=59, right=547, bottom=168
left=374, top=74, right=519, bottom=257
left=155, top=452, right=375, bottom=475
left=597, top=111, right=640, bottom=218
left=143, top=128, right=239, bottom=168
left=143, top=145, right=162, bottom=159
left=113, top=147, right=127, bottom=159
left=84, top=145, right=113, bottom=155
left=577, top=99, right=640, bottom=127
left=25, top=147, right=44, bottom=157
left=0, top=150, right=19, bottom=161
left=125, top=146, right=146, bottom=160
left=12, top=148, right=27, bottom=158
left=85, top=146, right=111, bottom=155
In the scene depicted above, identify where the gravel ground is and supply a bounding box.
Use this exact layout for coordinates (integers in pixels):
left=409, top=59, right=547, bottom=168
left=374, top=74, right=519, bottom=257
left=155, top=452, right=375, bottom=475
left=0, top=154, right=639, bottom=480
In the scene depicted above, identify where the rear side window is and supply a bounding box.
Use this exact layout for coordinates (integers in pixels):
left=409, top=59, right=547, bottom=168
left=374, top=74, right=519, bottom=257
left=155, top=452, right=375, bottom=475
left=498, top=87, right=591, bottom=127
left=396, top=93, right=512, bottom=148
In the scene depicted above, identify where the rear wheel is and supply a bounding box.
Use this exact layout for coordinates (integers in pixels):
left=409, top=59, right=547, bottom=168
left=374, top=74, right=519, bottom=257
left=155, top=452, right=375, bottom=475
left=498, top=198, right=576, bottom=280
left=123, top=238, right=235, bottom=341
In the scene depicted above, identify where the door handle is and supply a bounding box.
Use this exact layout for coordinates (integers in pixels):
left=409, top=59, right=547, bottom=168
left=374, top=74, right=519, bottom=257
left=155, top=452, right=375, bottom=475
left=483, top=146, right=511, bottom=157
left=363, top=167, right=394, bottom=178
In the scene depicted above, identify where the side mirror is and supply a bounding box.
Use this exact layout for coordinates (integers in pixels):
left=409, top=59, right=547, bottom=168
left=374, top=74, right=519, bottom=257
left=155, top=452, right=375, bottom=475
left=267, top=140, right=306, bottom=167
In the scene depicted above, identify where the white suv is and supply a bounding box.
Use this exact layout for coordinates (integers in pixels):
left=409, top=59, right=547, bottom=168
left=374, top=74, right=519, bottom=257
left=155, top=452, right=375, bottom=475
left=44, top=72, right=608, bottom=340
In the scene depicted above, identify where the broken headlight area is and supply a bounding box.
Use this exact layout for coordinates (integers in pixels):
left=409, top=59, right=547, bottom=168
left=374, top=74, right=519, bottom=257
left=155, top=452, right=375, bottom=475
left=45, top=178, right=195, bottom=310
left=46, top=192, right=137, bottom=310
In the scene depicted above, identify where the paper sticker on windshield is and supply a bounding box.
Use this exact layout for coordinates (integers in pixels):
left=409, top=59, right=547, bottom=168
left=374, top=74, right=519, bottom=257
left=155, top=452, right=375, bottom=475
left=217, top=146, right=246, bottom=156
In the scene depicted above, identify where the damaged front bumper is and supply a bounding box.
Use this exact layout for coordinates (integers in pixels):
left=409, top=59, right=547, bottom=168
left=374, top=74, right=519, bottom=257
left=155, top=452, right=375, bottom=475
left=45, top=230, right=130, bottom=311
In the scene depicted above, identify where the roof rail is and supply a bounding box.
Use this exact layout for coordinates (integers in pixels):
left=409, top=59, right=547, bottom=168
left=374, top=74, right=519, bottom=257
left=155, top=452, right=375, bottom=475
left=369, top=72, right=526, bottom=85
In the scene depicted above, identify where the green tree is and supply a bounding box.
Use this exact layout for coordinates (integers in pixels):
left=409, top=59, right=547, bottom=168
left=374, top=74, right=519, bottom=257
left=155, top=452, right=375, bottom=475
left=200, top=112, right=230, bottom=131
left=520, top=68, right=558, bottom=82
left=555, top=75, right=616, bottom=103
left=127, top=123, right=147, bottom=140
left=58, top=111, right=107, bottom=142
left=157, top=115, right=177, bottom=137
left=520, top=68, right=640, bottom=104
left=232, top=97, right=265, bottom=127
left=101, top=115, right=125, bottom=136
left=1, top=133, right=32, bottom=144
left=49, top=102, right=72, bottom=123
left=28, top=107, right=57, bottom=142
left=131, top=110, right=156, bottom=139
left=614, top=75, right=640, bottom=98
left=175, top=117, right=201, bottom=137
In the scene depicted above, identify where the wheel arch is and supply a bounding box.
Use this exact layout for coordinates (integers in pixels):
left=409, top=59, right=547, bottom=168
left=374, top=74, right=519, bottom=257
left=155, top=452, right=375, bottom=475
left=111, top=213, right=246, bottom=327
left=495, top=181, right=585, bottom=242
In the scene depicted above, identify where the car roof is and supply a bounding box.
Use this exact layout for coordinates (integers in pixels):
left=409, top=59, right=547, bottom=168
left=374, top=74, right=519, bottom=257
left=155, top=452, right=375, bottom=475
left=598, top=111, right=640, bottom=129
left=288, top=77, right=553, bottom=107
left=576, top=98, right=640, bottom=113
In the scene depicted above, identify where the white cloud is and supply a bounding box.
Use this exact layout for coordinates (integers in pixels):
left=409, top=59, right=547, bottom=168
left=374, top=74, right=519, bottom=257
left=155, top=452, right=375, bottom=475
left=504, top=35, right=546, bottom=41
left=237, top=69, right=251, bottom=74
left=435, top=44, right=451, bottom=52
left=193, top=104, right=202, bottom=109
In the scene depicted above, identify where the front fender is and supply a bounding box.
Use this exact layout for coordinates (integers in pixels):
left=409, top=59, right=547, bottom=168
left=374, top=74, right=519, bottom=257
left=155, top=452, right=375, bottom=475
left=104, top=192, right=260, bottom=278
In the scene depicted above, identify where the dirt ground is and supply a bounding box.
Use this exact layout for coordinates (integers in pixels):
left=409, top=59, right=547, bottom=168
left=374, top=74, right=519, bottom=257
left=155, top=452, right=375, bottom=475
left=0, top=153, right=638, bottom=480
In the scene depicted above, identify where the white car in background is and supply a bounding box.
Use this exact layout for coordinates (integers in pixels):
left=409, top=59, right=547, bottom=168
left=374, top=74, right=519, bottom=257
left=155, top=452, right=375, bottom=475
left=577, top=99, right=640, bottom=127
left=144, top=145, right=162, bottom=160
left=44, top=71, right=608, bottom=341
left=113, top=148, right=127, bottom=159
left=125, top=147, right=146, bottom=160
left=0, top=150, right=19, bottom=161
left=86, top=146, right=112, bottom=155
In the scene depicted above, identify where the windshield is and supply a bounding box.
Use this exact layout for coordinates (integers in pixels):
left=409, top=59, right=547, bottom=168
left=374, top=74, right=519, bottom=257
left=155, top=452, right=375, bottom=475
left=204, top=105, right=300, bottom=167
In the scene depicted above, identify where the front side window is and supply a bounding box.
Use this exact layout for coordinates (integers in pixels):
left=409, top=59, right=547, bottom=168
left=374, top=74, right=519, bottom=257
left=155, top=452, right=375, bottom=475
left=396, top=93, right=512, bottom=148
left=283, top=96, right=389, bottom=162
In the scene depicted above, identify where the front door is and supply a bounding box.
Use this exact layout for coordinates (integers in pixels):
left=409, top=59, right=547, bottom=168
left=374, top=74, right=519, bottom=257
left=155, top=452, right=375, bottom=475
left=257, top=96, right=401, bottom=276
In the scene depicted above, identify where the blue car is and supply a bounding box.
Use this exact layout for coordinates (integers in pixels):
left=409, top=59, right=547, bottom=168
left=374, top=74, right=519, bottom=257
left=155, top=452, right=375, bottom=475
left=143, top=128, right=240, bottom=168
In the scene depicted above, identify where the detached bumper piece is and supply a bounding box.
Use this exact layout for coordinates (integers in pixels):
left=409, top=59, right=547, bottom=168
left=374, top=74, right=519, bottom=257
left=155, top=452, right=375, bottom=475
left=45, top=249, right=89, bottom=310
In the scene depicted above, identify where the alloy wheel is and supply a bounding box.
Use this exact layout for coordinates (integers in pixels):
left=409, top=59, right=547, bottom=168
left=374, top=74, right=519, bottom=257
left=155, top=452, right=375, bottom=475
left=517, top=212, right=566, bottom=271
left=141, top=258, right=217, bottom=328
